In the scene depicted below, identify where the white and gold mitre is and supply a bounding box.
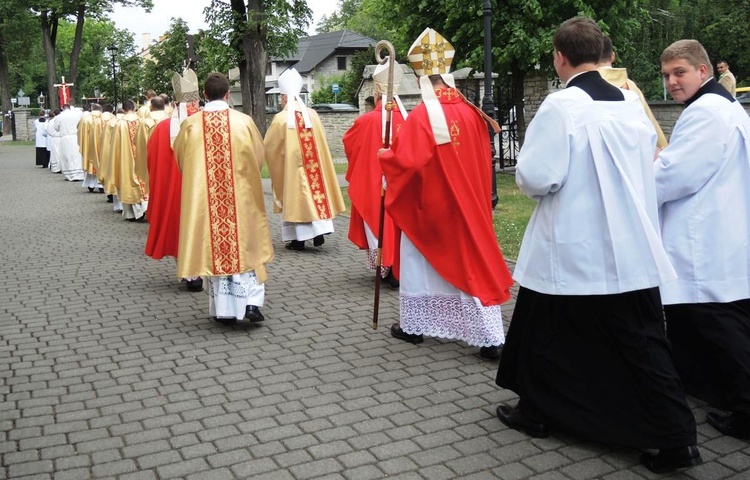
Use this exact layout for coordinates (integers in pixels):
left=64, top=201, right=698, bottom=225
left=278, top=68, right=311, bottom=129
left=407, top=28, right=455, bottom=77
left=279, top=68, right=304, bottom=96
left=171, top=68, right=199, bottom=103
left=373, top=57, right=404, bottom=94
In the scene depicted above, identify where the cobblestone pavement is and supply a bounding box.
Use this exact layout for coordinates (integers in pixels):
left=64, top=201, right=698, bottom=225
left=1, top=143, right=748, bottom=480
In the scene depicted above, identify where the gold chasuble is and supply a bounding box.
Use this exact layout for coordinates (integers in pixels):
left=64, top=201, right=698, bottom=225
left=78, top=111, right=102, bottom=175
left=264, top=104, right=346, bottom=222
left=111, top=112, right=146, bottom=205
left=174, top=108, right=273, bottom=281
left=135, top=110, right=170, bottom=196
left=98, top=113, right=122, bottom=195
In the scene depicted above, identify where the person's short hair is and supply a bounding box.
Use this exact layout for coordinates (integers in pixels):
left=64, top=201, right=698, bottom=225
left=365, top=96, right=375, bottom=106
left=600, top=36, right=614, bottom=63
left=146, top=89, right=157, bottom=98
left=204, top=73, right=229, bottom=101
left=122, top=99, right=136, bottom=111
left=150, top=97, right=165, bottom=110
left=102, top=104, right=113, bottom=113
left=661, top=39, right=713, bottom=76
left=62, top=104, right=71, bottom=110
left=159, top=93, right=170, bottom=103
left=553, top=16, right=603, bottom=67
left=90, top=103, right=102, bottom=111
left=717, top=60, right=729, bottom=68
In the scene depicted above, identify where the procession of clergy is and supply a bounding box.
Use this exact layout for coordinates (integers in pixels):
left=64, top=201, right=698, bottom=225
left=37, top=19, right=750, bottom=475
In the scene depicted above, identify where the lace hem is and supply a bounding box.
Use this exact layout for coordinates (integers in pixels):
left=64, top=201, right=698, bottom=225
left=209, top=274, right=259, bottom=300
left=400, top=293, right=505, bottom=347
left=366, top=249, right=391, bottom=277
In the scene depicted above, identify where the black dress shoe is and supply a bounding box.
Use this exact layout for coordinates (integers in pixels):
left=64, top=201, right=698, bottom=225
left=479, top=345, right=503, bottom=359
left=640, top=446, right=702, bottom=474
left=384, top=271, right=399, bottom=288
left=106, top=194, right=114, bottom=203
left=707, top=412, right=750, bottom=440
left=285, top=240, right=305, bottom=251
left=185, top=278, right=203, bottom=292
left=313, top=235, right=325, bottom=246
left=98, top=187, right=105, bottom=193
left=496, top=404, right=549, bottom=438
left=244, top=306, right=265, bottom=322
left=390, top=323, right=423, bottom=344
left=213, top=317, right=237, bottom=325
left=88, top=187, right=95, bottom=192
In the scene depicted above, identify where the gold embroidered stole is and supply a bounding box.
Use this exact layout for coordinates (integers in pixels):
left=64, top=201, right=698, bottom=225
left=203, top=111, right=241, bottom=275
left=295, top=111, right=332, bottom=220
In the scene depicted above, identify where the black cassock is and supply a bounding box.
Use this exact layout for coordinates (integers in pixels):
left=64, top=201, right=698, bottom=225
left=497, top=286, right=697, bottom=448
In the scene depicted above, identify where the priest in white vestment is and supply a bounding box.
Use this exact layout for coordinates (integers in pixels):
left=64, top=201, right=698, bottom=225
left=54, top=104, right=85, bottom=181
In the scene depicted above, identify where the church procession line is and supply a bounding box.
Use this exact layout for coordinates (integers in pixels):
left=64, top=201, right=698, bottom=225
left=2, top=129, right=746, bottom=480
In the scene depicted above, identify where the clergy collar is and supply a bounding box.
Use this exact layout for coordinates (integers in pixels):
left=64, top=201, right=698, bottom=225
left=684, top=78, right=735, bottom=106
left=204, top=100, right=229, bottom=112
left=564, top=69, right=596, bottom=87
left=566, top=70, right=624, bottom=101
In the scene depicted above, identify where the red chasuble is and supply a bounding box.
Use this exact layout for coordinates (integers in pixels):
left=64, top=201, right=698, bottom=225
left=144, top=118, right=181, bottom=259
left=343, top=102, right=406, bottom=269
left=379, top=88, right=513, bottom=306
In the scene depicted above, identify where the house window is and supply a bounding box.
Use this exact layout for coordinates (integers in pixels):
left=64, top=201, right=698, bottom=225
left=266, top=63, right=272, bottom=76
left=337, top=56, right=347, bottom=70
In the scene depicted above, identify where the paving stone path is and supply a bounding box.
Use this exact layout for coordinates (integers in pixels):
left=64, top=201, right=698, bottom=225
left=1, top=142, right=748, bottom=479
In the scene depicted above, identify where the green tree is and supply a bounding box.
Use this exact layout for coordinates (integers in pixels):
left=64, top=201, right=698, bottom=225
left=26, top=0, right=152, bottom=109
left=203, top=0, right=312, bottom=134
left=141, top=18, right=190, bottom=99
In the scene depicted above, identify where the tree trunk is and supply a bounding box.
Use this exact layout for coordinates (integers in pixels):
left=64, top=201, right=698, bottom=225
left=231, top=0, right=267, bottom=134
left=41, top=10, right=58, bottom=110
left=67, top=1, right=86, bottom=102
left=511, top=60, right=527, bottom=146
left=246, top=0, right=267, bottom=134
left=0, top=15, right=12, bottom=135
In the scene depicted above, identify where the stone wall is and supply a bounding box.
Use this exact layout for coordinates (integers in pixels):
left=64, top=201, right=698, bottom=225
left=315, top=111, right=359, bottom=160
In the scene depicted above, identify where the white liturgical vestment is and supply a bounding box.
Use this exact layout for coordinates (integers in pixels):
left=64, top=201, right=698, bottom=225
left=513, top=82, right=676, bottom=295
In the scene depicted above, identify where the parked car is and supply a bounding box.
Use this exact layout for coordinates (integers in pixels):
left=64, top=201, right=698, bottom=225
left=736, top=86, right=750, bottom=99
left=310, top=103, right=358, bottom=112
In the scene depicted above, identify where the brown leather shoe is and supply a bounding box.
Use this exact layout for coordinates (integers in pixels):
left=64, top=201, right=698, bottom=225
left=496, top=404, right=549, bottom=438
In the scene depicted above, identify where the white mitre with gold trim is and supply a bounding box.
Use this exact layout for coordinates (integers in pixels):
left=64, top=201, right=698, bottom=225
left=407, top=28, right=456, bottom=145
left=279, top=68, right=312, bottom=129
left=170, top=68, right=200, bottom=144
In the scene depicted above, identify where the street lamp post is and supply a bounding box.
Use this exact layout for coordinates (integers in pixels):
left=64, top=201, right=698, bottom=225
left=107, top=45, right=118, bottom=108
left=482, top=0, right=499, bottom=209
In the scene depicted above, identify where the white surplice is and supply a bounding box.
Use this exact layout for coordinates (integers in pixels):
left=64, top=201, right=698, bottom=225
left=513, top=83, right=676, bottom=295
left=655, top=84, right=750, bottom=305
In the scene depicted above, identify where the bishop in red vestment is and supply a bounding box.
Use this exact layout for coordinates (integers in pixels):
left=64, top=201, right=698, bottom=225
left=379, top=28, right=513, bottom=359
left=343, top=58, right=408, bottom=285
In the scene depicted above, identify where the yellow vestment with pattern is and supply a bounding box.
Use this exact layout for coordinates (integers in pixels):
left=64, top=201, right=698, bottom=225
left=98, top=113, right=122, bottom=195
left=135, top=110, right=170, bottom=197
left=78, top=111, right=102, bottom=175
left=174, top=108, right=274, bottom=281
left=111, top=112, right=146, bottom=205
left=264, top=103, right=346, bottom=222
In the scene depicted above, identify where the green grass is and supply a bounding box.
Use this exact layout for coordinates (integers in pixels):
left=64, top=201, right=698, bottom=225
left=493, top=173, right=536, bottom=260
